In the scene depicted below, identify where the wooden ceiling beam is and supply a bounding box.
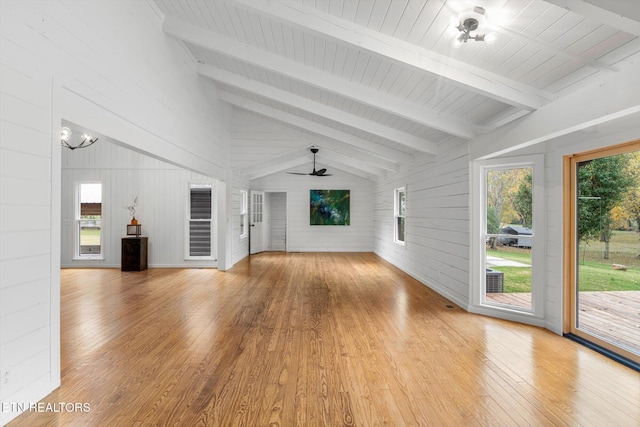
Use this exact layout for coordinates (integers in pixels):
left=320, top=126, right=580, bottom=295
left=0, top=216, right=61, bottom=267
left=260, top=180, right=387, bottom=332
left=470, top=61, right=640, bottom=159
left=315, top=151, right=388, bottom=177
left=224, top=0, right=555, bottom=110
left=235, top=146, right=312, bottom=177
left=163, top=16, right=476, bottom=139
left=219, top=91, right=415, bottom=164
left=244, top=153, right=322, bottom=180
left=304, top=137, right=399, bottom=173
left=486, top=23, right=616, bottom=73
left=304, top=156, right=382, bottom=181
left=546, top=0, right=640, bottom=37
left=242, top=148, right=381, bottom=181
left=203, top=66, right=438, bottom=155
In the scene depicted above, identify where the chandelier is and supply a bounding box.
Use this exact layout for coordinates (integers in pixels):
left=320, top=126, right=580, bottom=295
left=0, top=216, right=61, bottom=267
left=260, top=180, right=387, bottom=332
left=60, top=127, right=98, bottom=150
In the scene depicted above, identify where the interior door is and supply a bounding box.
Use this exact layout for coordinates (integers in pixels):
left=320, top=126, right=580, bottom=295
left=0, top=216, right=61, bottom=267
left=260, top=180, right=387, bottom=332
left=250, top=190, right=265, bottom=254
left=269, top=192, right=287, bottom=251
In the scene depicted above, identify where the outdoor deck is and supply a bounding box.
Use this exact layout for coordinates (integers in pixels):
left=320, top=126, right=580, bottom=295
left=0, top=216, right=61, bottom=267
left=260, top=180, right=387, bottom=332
left=487, top=291, right=640, bottom=354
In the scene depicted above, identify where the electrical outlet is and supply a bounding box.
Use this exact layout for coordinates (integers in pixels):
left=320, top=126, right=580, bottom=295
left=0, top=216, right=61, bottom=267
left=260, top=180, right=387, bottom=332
left=4, top=371, right=9, bottom=384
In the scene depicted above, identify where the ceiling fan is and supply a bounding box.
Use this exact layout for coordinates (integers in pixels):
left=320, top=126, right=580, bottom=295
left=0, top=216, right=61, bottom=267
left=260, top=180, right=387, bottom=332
left=287, top=147, right=332, bottom=177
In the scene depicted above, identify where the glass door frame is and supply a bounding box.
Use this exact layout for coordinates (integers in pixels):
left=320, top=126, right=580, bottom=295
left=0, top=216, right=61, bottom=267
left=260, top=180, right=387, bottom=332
left=563, top=139, right=640, bottom=364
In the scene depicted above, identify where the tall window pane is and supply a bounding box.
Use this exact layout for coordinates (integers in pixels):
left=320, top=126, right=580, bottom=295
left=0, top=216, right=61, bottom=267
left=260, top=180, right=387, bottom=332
left=484, top=167, right=533, bottom=310
left=78, top=182, right=102, bottom=257
left=240, top=190, right=248, bottom=239
left=394, top=187, right=406, bottom=244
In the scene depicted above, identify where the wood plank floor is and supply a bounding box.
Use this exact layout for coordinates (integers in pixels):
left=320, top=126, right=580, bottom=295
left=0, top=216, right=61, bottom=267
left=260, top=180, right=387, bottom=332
left=487, top=291, right=640, bottom=354
left=8, top=253, right=640, bottom=426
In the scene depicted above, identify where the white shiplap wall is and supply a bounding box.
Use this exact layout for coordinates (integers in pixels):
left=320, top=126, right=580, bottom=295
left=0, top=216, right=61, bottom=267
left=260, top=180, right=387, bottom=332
left=251, top=173, right=374, bottom=252
left=61, top=140, right=217, bottom=268
left=374, top=140, right=471, bottom=308
left=0, top=35, right=55, bottom=426
left=233, top=109, right=374, bottom=252
left=0, top=1, right=231, bottom=423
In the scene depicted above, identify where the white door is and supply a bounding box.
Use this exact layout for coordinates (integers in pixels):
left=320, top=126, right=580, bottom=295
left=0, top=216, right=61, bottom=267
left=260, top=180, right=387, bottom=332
left=269, top=192, right=287, bottom=251
left=250, top=190, right=265, bottom=254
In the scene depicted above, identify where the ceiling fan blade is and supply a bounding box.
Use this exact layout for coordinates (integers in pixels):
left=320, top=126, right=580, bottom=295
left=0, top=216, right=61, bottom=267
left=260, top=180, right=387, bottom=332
left=286, top=147, right=331, bottom=176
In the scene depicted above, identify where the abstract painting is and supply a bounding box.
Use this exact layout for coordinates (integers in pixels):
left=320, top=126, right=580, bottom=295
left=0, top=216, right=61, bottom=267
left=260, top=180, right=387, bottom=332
left=310, top=190, right=350, bottom=225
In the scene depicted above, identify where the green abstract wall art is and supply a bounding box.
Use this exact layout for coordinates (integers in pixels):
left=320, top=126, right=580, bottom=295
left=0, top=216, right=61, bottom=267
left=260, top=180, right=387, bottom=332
left=310, top=190, right=350, bottom=225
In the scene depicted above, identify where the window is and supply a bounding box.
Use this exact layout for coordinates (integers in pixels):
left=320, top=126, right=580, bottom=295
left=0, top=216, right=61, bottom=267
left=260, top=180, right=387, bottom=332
left=240, top=190, right=248, bottom=239
left=76, top=182, right=102, bottom=259
left=472, top=155, right=544, bottom=320
left=188, top=183, right=213, bottom=258
left=394, top=187, right=406, bottom=244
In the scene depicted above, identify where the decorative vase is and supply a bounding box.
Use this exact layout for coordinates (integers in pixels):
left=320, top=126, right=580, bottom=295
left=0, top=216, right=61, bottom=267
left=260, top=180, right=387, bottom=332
left=130, top=217, right=138, bottom=225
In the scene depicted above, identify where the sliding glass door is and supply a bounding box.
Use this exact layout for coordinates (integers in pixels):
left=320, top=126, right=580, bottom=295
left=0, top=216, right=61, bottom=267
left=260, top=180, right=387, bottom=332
left=566, top=141, right=640, bottom=363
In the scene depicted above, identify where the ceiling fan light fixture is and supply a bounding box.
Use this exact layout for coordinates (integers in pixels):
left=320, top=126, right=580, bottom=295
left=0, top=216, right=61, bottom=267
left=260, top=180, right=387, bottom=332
left=451, top=6, right=497, bottom=47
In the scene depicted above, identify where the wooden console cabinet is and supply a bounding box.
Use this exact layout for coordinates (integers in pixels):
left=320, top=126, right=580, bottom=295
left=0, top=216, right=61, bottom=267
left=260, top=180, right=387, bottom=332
left=121, top=237, right=148, bottom=271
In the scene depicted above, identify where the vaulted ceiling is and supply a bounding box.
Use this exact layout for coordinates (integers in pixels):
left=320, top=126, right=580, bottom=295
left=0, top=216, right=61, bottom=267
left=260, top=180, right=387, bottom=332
left=154, top=0, right=640, bottom=180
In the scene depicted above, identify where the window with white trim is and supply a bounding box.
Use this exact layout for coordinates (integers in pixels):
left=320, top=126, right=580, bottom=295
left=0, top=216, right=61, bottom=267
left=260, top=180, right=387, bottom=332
left=471, top=155, right=544, bottom=319
left=76, top=182, right=103, bottom=259
left=394, top=187, right=406, bottom=245
left=187, top=183, right=213, bottom=258
left=240, top=190, right=248, bottom=239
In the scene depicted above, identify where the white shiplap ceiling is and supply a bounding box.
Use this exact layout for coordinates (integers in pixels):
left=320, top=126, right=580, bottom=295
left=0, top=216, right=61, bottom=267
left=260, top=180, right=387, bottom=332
left=154, top=0, right=640, bottom=180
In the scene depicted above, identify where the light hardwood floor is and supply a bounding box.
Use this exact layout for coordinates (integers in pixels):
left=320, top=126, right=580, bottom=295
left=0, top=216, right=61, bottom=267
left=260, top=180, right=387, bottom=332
left=8, top=252, right=640, bottom=426
left=487, top=291, right=640, bottom=355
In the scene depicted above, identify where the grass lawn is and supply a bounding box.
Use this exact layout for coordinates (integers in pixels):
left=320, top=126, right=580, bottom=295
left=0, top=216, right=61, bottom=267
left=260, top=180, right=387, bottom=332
left=489, top=265, right=532, bottom=293
left=487, top=238, right=640, bottom=292
left=80, top=228, right=101, bottom=245
left=577, top=261, right=640, bottom=291
left=579, top=230, right=640, bottom=269
left=488, top=248, right=531, bottom=264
